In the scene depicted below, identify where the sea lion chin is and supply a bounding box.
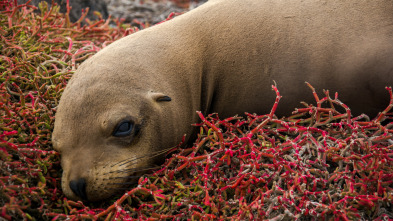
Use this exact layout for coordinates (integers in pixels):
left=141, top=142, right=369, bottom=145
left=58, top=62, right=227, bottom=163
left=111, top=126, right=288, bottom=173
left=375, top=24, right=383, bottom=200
left=52, top=0, right=393, bottom=202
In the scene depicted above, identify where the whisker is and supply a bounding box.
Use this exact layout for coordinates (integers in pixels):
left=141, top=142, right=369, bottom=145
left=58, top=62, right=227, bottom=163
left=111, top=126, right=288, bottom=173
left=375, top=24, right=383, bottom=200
left=116, top=148, right=171, bottom=167
left=102, top=176, right=141, bottom=180
left=116, top=166, right=161, bottom=174
left=106, top=187, right=134, bottom=190
left=109, top=176, right=140, bottom=180
left=110, top=155, right=146, bottom=168
left=103, top=176, right=140, bottom=180
left=110, top=147, right=172, bottom=168
left=104, top=166, right=160, bottom=175
left=108, top=175, right=145, bottom=180
left=106, top=182, right=138, bottom=185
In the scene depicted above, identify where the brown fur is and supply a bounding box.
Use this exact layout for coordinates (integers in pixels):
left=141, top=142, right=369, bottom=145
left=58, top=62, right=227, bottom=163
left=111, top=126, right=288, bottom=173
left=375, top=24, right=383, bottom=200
left=52, top=0, right=393, bottom=201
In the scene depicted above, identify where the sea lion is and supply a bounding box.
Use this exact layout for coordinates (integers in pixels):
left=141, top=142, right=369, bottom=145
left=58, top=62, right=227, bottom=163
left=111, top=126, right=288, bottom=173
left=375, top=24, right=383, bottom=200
left=52, top=0, right=393, bottom=202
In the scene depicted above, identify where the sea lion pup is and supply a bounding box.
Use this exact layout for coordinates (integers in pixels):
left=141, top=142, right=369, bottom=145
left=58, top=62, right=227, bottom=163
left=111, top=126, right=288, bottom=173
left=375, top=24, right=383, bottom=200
left=52, top=0, right=393, bottom=201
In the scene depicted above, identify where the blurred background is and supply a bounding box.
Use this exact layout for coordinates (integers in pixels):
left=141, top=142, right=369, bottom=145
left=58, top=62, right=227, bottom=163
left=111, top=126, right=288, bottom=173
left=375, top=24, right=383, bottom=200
left=17, top=0, right=208, bottom=26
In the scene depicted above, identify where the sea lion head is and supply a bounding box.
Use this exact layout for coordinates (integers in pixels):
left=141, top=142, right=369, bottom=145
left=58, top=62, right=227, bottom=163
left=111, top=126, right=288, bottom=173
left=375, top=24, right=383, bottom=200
left=52, top=55, right=177, bottom=202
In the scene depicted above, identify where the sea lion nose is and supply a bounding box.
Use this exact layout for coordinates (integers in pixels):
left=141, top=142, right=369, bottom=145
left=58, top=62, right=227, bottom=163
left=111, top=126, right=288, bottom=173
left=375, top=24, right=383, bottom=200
left=69, top=178, right=88, bottom=201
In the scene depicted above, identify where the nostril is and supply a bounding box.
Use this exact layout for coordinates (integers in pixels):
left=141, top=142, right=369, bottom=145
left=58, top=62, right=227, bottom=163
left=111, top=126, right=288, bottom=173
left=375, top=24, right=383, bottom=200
left=69, top=178, right=88, bottom=201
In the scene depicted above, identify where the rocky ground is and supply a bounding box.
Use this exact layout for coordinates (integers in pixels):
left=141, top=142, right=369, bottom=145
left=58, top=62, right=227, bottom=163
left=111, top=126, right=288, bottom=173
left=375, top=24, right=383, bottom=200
left=17, top=0, right=207, bottom=25
left=106, top=0, right=207, bottom=25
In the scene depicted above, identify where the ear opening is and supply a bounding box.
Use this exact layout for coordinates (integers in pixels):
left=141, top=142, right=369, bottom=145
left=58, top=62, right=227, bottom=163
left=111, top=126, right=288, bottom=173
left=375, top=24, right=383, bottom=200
left=157, top=96, right=172, bottom=102
left=150, top=92, right=172, bottom=102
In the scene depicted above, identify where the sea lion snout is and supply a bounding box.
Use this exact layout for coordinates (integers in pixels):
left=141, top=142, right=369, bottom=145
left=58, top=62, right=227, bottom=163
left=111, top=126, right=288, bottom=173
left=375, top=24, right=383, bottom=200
left=60, top=153, right=146, bottom=201
left=69, top=178, right=88, bottom=201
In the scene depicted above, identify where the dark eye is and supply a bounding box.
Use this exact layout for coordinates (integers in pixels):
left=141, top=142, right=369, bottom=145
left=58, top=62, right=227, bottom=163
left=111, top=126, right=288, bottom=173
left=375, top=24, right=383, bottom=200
left=113, top=120, right=134, bottom=137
